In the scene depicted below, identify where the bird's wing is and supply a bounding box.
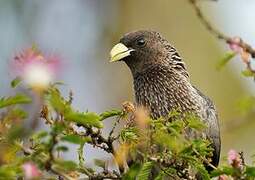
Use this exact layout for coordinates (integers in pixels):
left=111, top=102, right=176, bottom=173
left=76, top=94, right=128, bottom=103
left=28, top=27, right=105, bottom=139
left=193, top=86, right=221, bottom=168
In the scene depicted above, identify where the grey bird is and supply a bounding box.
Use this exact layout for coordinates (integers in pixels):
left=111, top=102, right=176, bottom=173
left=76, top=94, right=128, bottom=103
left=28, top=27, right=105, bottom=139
left=110, top=30, right=221, bottom=170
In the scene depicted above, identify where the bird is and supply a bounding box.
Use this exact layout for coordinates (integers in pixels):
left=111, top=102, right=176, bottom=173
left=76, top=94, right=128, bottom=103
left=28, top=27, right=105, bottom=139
left=109, top=30, right=221, bottom=171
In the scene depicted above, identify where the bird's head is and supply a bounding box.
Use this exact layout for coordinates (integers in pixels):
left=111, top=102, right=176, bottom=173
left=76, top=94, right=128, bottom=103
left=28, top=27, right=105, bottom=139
left=110, top=30, right=188, bottom=76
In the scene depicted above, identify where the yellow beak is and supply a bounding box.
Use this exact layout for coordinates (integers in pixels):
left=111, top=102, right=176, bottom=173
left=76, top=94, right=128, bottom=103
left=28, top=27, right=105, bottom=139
left=110, top=43, right=134, bottom=62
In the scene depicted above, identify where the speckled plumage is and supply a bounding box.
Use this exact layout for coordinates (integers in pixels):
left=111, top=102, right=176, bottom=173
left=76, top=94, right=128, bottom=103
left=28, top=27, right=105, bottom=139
left=119, top=30, right=221, bottom=168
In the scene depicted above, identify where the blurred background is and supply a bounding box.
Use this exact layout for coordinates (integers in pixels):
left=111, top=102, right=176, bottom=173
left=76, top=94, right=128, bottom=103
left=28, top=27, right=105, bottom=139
left=0, top=0, right=255, bottom=165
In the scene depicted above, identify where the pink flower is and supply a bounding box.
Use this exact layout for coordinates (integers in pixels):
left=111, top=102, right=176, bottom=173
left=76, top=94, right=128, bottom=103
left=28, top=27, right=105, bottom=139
left=11, top=47, right=61, bottom=90
left=227, top=149, right=238, bottom=164
left=227, top=149, right=241, bottom=168
left=229, top=37, right=242, bottom=53
left=219, top=175, right=230, bottom=180
left=22, top=162, right=41, bottom=179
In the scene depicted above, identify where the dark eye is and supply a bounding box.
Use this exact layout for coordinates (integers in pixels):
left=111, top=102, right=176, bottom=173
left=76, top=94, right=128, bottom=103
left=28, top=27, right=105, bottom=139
left=136, top=38, right=146, bottom=47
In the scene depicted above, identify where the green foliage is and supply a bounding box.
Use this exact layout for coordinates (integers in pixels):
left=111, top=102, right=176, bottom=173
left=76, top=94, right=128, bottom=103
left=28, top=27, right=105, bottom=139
left=211, top=166, right=235, bottom=177
left=0, top=94, right=32, bottom=108
left=137, top=161, right=154, bottom=180
left=242, top=69, right=255, bottom=77
left=10, top=77, right=22, bottom=88
left=47, top=88, right=70, bottom=113
left=1, top=77, right=255, bottom=179
left=123, top=162, right=154, bottom=180
left=120, top=127, right=139, bottom=143
left=47, top=87, right=103, bottom=128
left=216, top=51, right=236, bottom=70
left=0, top=165, right=22, bottom=179
left=119, top=114, right=213, bottom=179
left=9, top=108, right=28, bottom=119
left=194, top=162, right=210, bottom=180
left=186, top=115, right=207, bottom=130
left=65, top=111, right=103, bottom=128
left=99, top=109, right=123, bottom=121
left=54, top=159, right=78, bottom=171
left=122, top=163, right=142, bottom=180
left=7, top=126, right=26, bottom=142
left=31, top=131, right=48, bottom=141
left=61, top=134, right=91, bottom=144
left=245, top=166, right=255, bottom=177
left=56, top=145, right=69, bottom=152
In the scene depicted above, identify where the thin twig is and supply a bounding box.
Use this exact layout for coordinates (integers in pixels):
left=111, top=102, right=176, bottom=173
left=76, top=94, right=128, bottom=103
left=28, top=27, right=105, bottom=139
left=239, top=151, right=245, bottom=167
left=86, top=127, right=115, bottom=154
left=109, top=116, right=121, bottom=138
left=192, top=147, right=217, bottom=170
left=188, top=0, right=255, bottom=58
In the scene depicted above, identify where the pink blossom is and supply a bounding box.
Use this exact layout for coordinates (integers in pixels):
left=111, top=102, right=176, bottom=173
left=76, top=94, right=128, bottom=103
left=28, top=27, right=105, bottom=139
left=227, top=149, right=238, bottom=164
left=22, top=162, right=41, bottom=179
left=11, top=47, right=61, bottom=89
left=229, top=37, right=242, bottom=53
left=227, top=149, right=241, bottom=168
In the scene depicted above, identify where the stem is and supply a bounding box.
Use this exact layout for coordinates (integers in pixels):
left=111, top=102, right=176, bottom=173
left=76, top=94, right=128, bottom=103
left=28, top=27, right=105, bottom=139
left=109, top=116, right=121, bottom=138
left=188, top=0, right=255, bottom=58
left=78, top=142, right=85, bottom=167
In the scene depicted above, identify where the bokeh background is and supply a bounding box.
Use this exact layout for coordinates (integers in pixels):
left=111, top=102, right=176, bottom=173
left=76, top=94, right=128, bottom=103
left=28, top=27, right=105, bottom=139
left=0, top=0, right=255, bottom=165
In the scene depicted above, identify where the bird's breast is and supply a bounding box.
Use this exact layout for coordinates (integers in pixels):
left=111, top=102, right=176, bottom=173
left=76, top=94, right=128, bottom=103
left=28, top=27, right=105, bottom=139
left=133, top=69, right=203, bottom=119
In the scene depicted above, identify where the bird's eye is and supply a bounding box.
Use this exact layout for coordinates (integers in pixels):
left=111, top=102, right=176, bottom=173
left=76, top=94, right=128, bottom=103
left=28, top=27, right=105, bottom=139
left=136, top=38, right=146, bottom=47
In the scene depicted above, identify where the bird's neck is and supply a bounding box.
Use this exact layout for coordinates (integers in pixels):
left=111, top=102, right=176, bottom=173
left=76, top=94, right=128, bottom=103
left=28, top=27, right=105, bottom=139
left=133, top=65, right=201, bottom=119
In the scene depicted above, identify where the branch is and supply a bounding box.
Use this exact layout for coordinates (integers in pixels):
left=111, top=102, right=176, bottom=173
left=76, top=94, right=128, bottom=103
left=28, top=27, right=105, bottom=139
left=188, top=0, right=255, bottom=59
left=109, top=116, right=121, bottom=139
left=18, top=142, right=74, bottom=180
left=85, top=127, right=115, bottom=154
left=89, top=170, right=121, bottom=180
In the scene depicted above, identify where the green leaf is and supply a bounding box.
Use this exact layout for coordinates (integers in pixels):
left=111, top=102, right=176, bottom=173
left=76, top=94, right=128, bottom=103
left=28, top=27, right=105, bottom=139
left=0, top=165, right=22, bottom=178
left=137, top=161, right=154, bottom=180
left=216, top=52, right=236, bottom=70
left=167, top=120, right=185, bottom=133
left=31, top=131, right=48, bottom=141
left=7, top=126, right=26, bottom=142
left=11, top=77, right=22, bottom=88
left=186, top=116, right=207, bottom=131
left=53, top=159, right=77, bottom=172
left=153, top=131, right=185, bottom=152
left=56, top=145, right=69, bottom=152
left=191, top=139, right=212, bottom=157
left=61, top=134, right=91, bottom=144
left=48, top=89, right=69, bottom=113
left=65, top=111, right=103, bottom=128
left=120, top=127, right=139, bottom=142
left=245, top=166, right=255, bottom=177
left=0, top=94, right=32, bottom=108
left=198, top=166, right=210, bottom=180
left=99, top=109, right=123, bottom=121
left=154, top=172, right=165, bottom=180
left=11, top=108, right=28, bottom=119
left=53, top=123, right=66, bottom=134
left=210, top=166, right=234, bottom=177
left=242, top=69, right=254, bottom=77
left=3, top=108, right=28, bottom=121
left=122, top=163, right=142, bottom=180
